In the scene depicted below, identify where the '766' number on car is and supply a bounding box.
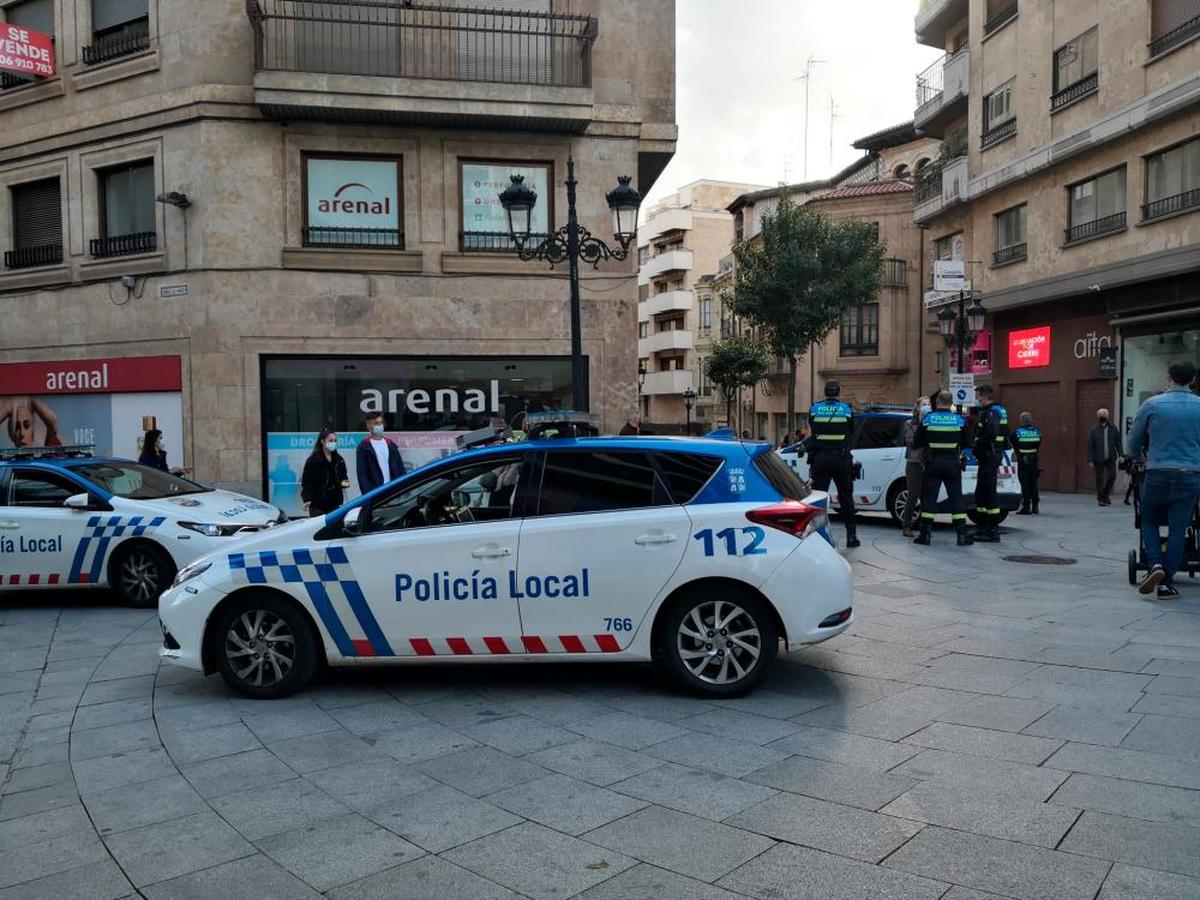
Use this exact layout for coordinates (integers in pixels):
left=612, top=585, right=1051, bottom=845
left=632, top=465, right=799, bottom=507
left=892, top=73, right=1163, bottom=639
left=604, top=617, right=634, bottom=631
left=694, top=527, right=767, bottom=557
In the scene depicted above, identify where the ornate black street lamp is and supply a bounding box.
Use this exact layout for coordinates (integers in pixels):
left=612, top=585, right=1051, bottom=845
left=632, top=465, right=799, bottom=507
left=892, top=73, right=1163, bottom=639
left=937, top=292, right=987, bottom=375
left=499, top=156, right=642, bottom=412
left=682, top=387, right=696, bottom=436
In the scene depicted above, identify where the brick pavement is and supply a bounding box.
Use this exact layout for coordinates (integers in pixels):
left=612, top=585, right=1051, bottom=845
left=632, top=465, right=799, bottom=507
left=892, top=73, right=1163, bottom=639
left=2, top=493, right=1199, bottom=899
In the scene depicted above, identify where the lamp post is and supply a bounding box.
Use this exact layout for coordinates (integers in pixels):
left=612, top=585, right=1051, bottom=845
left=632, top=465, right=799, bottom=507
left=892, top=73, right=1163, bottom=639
left=937, top=292, right=987, bottom=401
left=682, top=387, right=696, bottom=436
left=499, top=156, right=643, bottom=412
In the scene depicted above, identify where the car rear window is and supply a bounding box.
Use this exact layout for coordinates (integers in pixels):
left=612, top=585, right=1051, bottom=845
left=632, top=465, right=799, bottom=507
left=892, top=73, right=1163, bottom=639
left=753, top=452, right=811, bottom=501
left=652, top=452, right=722, bottom=504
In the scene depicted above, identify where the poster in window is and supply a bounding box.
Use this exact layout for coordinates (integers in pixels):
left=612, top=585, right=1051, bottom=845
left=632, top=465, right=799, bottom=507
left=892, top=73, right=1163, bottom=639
left=306, top=158, right=400, bottom=243
left=461, top=161, right=550, bottom=236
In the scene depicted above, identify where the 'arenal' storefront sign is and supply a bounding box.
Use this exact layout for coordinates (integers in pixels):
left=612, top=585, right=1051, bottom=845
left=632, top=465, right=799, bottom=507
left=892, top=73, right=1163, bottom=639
left=305, top=157, right=400, bottom=240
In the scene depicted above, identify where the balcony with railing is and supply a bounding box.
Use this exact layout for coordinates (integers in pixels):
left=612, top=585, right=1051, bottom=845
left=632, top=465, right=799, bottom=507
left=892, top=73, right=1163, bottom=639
left=1051, top=71, right=1098, bottom=112
left=458, top=231, right=550, bottom=253
left=914, top=155, right=968, bottom=223
left=247, top=0, right=597, bottom=131
left=1142, top=188, right=1200, bottom=223
left=916, top=0, right=969, bottom=49
left=83, top=19, right=151, bottom=65
left=992, top=243, right=1027, bottom=266
left=638, top=329, right=694, bottom=355
left=1149, top=13, right=1200, bottom=59
left=914, top=49, right=969, bottom=137
left=1065, top=212, right=1126, bottom=245
left=4, top=243, right=63, bottom=270
left=881, top=258, right=908, bottom=289
left=637, top=248, right=693, bottom=285
left=90, top=232, right=157, bottom=258
left=639, top=290, right=694, bottom=318
left=305, top=227, right=404, bottom=249
left=641, top=369, right=694, bottom=396
left=984, top=2, right=1018, bottom=37
left=980, top=117, right=1017, bottom=150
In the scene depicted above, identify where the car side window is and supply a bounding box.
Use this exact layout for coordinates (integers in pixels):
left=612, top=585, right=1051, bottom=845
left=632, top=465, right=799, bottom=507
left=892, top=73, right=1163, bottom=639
left=854, top=418, right=904, bottom=451
left=368, top=457, right=523, bottom=532
left=537, top=451, right=671, bottom=516
left=8, top=470, right=79, bottom=508
left=652, top=452, right=723, bottom=504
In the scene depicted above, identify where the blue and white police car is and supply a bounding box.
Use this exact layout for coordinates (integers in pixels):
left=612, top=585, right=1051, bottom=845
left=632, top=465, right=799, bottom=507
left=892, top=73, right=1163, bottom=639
left=159, top=433, right=854, bottom=699
left=0, top=449, right=285, bottom=606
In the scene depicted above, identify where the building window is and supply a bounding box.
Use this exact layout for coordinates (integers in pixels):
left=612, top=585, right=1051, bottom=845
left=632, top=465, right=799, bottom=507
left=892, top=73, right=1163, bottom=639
left=1150, top=0, right=1200, bottom=58
left=304, top=156, right=403, bottom=248
left=699, top=296, right=711, bottom=332
left=638, top=246, right=649, bottom=265
left=840, top=301, right=879, bottom=357
left=638, top=322, right=648, bottom=339
left=458, top=159, right=552, bottom=252
left=894, top=164, right=909, bottom=180
left=91, top=160, right=155, bottom=258
left=982, top=80, right=1016, bottom=148
left=733, top=211, right=744, bottom=243
left=1, top=0, right=54, bottom=89
left=5, top=177, right=62, bottom=269
left=993, top=204, right=1027, bottom=265
left=698, top=358, right=712, bottom=397
left=1067, top=167, right=1126, bottom=244
left=1052, top=27, right=1099, bottom=110
left=84, top=0, right=150, bottom=65
left=656, top=316, right=684, bottom=333
left=1144, top=136, right=1200, bottom=221
left=984, top=0, right=1019, bottom=36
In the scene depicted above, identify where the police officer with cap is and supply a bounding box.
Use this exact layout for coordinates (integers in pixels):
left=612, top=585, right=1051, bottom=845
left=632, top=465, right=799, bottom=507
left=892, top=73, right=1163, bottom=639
left=972, top=384, right=1008, bottom=542
left=807, top=380, right=859, bottom=548
left=913, top=390, right=973, bottom=546
left=1011, top=411, right=1041, bottom=515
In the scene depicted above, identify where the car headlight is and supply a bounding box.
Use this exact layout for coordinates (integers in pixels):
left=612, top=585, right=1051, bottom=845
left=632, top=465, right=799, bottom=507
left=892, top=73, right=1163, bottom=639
left=172, top=560, right=212, bottom=587
left=178, top=521, right=244, bottom=537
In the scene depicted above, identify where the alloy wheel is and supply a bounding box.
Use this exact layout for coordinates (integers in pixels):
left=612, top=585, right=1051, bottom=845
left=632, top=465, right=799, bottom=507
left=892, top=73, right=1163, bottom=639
left=119, top=552, right=160, bottom=604
left=676, top=599, right=762, bottom=685
left=225, top=609, right=296, bottom=688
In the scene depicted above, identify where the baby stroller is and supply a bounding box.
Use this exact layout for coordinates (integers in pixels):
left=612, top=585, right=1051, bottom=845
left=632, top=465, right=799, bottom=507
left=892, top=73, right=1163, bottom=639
left=1126, top=460, right=1200, bottom=584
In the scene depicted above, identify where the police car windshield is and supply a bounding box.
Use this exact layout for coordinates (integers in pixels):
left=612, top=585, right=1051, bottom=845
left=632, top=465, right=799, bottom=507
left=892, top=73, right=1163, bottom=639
left=71, top=462, right=209, bottom=500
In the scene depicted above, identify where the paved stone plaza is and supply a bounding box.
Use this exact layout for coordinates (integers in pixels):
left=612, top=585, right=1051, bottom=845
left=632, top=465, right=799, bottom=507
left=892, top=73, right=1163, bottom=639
left=2, top=493, right=1199, bottom=899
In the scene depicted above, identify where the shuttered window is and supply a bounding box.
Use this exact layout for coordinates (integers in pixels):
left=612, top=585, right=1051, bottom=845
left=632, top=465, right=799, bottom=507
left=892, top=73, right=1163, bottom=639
left=11, top=178, right=62, bottom=249
left=7, top=0, right=54, bottom=36
left=100, top=160, right=154, bottom=237
left=92, top=0, right=147, bottom=33
left=1150, top=0, right=1200, bottom=56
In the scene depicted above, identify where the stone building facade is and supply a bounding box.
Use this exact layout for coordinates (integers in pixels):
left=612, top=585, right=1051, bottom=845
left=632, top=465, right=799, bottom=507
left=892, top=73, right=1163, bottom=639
left=0, top=0, right=676, bottom=509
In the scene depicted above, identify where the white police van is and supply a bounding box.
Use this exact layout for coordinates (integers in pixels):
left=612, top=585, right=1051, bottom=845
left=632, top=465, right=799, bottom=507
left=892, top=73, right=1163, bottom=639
left=0, top=449, right=285, bottom=606
left=779, top=409, right=1020, bottom=525
left=159, top=433, right=854, bottom=699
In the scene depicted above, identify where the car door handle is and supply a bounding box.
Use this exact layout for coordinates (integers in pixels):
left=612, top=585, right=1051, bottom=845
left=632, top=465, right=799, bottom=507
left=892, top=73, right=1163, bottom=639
left=634, top=531, right=678, bottom=546
left=470, top=545, right=512, bottom=559
left=880, top=455, right=899, bottom=461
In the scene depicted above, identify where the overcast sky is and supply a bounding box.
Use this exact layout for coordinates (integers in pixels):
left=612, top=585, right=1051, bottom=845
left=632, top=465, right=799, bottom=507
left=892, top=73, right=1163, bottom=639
left=644, top=0, right=943, bottom=204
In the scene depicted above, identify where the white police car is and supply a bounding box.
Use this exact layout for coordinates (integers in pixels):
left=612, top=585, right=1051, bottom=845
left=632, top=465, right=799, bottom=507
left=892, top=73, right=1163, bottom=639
left=159, top=435, right=854, bottom=699
left=0, top=450, right=285, bottom=606
left=780, top=410, right=1020, bottom=525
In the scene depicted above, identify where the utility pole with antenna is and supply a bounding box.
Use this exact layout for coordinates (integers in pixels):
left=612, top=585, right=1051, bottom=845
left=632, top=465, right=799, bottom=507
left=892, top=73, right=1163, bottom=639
left=828, top=97, right=840, bottom=173
left=794, top=56, right=825, bottom=181
left=780, top=154, right=794, bottom=184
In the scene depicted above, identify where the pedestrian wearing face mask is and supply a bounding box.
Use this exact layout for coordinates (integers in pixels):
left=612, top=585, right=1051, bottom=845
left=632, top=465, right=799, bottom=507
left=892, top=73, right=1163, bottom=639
left=356, top=413, right=404, bottom=494
left=138, top=428, right=191, bottom=477
left=1087, top=408, right=1123, bottom=506
left=302, top=428, right=350, bottom=516
left=901, top=397, right=931, bottom=537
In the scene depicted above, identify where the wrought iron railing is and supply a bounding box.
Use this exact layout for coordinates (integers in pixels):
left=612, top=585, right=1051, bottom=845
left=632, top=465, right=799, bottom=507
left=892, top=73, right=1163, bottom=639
left=881, top=258, right=908, bottom=288
left=459, top=230, right=550, bottom=252
left=4, top=243, right=63, bottom=269
left=0, top=71, right=34, bottom=90
left=303, top=227, right=403, bottom=248
left=981, top=118, right=1017, bottom=149
left=90, top=231, right=157, bottom=258
left=915, top=164, right=944, bottom=205
left=247, top=0, right=597, bottom=87
left=1142, top=188, right=1200, bottom=222
left=83, top=20, right=151, bottom=65
left=915, top=56, right=945, bottom=111
left=1149, top=13, right=1200, bottom=58
left=1051, top=71, right=1098, bottom=111
left=984, top=2, right=1018, bottom=35
left=1065, top=211, right=1125, bottom=244
left=992, top=243, right=1027, bottom=266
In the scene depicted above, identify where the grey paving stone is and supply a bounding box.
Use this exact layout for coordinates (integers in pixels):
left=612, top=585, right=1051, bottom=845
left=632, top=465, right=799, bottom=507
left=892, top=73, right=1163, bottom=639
left=70, top=698, right=152, bottom=732
left=884, top=825, right=1110, bottom=900
left=0, top=804, right=92, bottom=851
left=574, top=862, right=746, bottom=899
left=1003, top=679, right=1147, bottom=712
left=78, top=676, right=155, bottom=707
left=744, top=754, right=918, bottom=811
left=1022, top=706, right=1142, bottom=746
left=366, top=785, right=520, bottom=853
left=891, top=748, right=1070, bottom=802
left=1131, top=692, right=1200, bottom=720
left=0, top=779, right=79, bottom=821
left=464, top=714, right=580, bottom=756
left=527, top=739, right=664, bottom=787
left=1145, top=675, right=1200, bottom=698
left=152, top=700, right=240, bottom=731
left=485, top=773, right=647, bottom=836
left=328, top=699, right=432, bottom=735
left=265, top=729, right=386, bottom=774
left=365, top=721, right=480, bottom=765
left=180, top=749, right=297, bottom=799
left=257, top=813, right=424, bottom=892
left=240, top=706, right=342, bottom=744
left=304, top=759, right=439, bottom=813
left=583, top=805, right=774, bottom=883
left=160, top=722, right=262, bottom=765
left=673, top=707, right=803, bottom=746
left=567, top=711, right=690, bottom=750
left=1051, top=772, right=1200, bottom=827
left=2, top=761, right=73, bottom=794
left=1096, top=863, right=1200, bottom=899
left=414, top=746, right=548, bottom=798
left=210, top=777, right=349, bottom=840
left=72, top=747, right=178, bottom=795
left=716, top=843, right=948, bottom=900
left=1043, top=741, right=1200, bottom=790
left=881, top=780, right=1081, bottom=848
left=68, top=720, right=161, bottom=761
left=427, top=819, right=608, bottom=897
left=641, top=732, right=790, bottom=778
left=9, top=740, right=69, bottom=770
left=1120, top=714, right=1200, bottom=760
left=903, top=722, right=1064, bottom=765
left=727, top=791, right=923, bottom=863
left=714, top=689, right=831, bottom=720
left=602, top=692, right=716, bottom=723
left=610, top=763, right=776, bottom=821
left=86, top=773, right=207, bottom=835
left=496, top=691, right=612, bottom=727
left=0, top=858, right=131, bottom=900
left=103, top=809, right=256, bottom=887
left=327, top=855, right=524, bottom=900
left=140, top=854, right=321, bottom=900
left=0, top=831, right=109, bottom=889
left=415, top=696, right=518, bottom=730
left=764, top=723, right=921, bottom=772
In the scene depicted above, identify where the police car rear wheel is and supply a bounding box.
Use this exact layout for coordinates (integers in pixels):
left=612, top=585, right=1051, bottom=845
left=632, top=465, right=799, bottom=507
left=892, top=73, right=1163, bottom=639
left=112, top=544, right=175, bottom=608
left=214, top=595, right=317, bottom=699
left=661, top=589, right=777, bottom=697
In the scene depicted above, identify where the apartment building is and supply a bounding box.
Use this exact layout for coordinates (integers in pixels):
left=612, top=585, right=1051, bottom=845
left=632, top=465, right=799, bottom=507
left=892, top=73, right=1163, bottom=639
left=912, top=0, right=1200, bottom=491
left=636, top=179, right=764, bottom=429
left=0, top=0, right=676, bottom=513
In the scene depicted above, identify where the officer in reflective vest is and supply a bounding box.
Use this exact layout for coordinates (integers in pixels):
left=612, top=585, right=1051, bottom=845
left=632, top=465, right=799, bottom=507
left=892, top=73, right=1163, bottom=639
left=1011, top=411, right=1042, bottom=515
left=806, top=380, right=859, bottom=548
left=972, top=384, right=1008, bottom=542
left=912, top=389, right=973, bottom=546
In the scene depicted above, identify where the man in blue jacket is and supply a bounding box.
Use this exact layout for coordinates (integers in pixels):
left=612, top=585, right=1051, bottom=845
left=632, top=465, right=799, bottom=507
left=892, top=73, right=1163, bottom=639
left=1129, top=361, right=1200, bottom=600
left=356, top=412, right=404, bottom=495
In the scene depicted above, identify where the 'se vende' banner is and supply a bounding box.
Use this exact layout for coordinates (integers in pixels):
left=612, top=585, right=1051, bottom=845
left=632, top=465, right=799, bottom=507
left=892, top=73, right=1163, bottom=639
left=0, top=25, right=55, bottom=79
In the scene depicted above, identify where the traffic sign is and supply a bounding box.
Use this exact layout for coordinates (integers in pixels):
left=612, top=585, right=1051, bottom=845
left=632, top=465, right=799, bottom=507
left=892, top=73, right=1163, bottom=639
left=949, top=372, right=975, bottom=407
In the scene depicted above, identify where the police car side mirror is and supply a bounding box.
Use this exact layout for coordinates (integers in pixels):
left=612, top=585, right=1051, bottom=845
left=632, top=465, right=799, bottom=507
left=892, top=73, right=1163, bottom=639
left=64, top=493, right=91, bottom=511
left=342, top=507, right=363, bottom=536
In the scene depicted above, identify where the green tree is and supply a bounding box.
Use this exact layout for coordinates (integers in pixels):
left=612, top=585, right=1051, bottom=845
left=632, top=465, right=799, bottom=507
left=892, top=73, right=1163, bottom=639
left=729, top=196, right=885, bottom=437
left=704, top=335, right=771, bottom=431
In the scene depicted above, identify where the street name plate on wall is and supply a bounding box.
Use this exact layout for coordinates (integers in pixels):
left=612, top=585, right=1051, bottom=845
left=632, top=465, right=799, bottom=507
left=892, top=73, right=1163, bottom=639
left=159, top=284, right=189, bottom=299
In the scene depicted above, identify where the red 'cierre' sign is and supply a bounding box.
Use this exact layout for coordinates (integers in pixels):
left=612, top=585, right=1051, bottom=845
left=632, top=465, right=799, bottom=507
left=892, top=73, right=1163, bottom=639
left=0, top=356, right=181, bottom=395
left=0, top=25, right=55, bottom=79
left=1008, top=326, right=1052, bottom=369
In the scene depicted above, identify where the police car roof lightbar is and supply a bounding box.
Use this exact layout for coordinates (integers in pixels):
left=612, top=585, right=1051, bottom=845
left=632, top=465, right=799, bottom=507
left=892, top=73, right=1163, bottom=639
left=0, top=443, right=96, bottom=461
left=455, top=426, right=512, bottom=451
left=862, top=403, right=913, bottom=413
left=524, top=410, right=601, bottom=440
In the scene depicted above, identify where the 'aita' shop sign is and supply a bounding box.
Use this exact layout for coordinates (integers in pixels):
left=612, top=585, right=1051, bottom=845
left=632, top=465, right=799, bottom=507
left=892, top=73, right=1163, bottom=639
left=1072, top=331, right=1113, bottom=360
left=360, top=379, right=502, bottom=415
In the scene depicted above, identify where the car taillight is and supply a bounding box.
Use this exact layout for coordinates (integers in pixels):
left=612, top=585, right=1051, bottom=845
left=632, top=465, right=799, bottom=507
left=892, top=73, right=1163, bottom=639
left=746, top=501, right=826, bottom=540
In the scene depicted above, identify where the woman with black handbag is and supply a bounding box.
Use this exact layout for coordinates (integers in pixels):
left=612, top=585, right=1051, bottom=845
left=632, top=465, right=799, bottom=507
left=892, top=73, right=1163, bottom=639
left=300, top=428, right=350, bottom=517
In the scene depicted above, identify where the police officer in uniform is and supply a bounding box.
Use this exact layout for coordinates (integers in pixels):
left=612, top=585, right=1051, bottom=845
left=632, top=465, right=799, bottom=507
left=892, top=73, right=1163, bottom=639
left=1011, top=411, right=1041, bottom=515
left=913, top=390, right=972, bottom=546
left=807, top=380, right=859, bottom=548
left=972, top=384, right=1008, bottom=542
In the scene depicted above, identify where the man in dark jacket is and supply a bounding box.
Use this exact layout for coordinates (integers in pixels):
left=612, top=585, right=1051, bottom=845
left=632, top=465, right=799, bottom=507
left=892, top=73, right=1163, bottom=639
left=356, top=413, right=404, bottom=494
left=1086, top=408, right=1122, bottom=506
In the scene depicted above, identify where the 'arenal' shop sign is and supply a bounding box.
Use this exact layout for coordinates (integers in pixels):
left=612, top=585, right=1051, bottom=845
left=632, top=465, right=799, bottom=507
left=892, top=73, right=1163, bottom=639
left=306, top=158, right=399, bottom=233
left=0, top=356, right=181, bottom=395
left=0, top=25, right=55, bottom=79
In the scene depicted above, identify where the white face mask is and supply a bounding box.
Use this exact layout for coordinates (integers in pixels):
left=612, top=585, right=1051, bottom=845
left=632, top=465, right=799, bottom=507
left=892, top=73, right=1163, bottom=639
left=370, top=424, right=384, bottom=436
left=158, top=441, right=166, bottom=452
left=920, top=405, right=931, bottom=416
left=324, top=440, right=338, bottom=452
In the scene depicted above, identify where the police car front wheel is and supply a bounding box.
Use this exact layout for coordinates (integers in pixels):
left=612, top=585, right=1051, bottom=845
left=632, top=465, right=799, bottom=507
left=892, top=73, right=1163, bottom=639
left=213, top=594, right=319, bottom=699
left=659, top=588, right=778, bottom=697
